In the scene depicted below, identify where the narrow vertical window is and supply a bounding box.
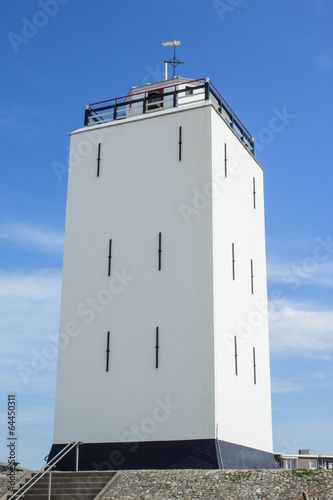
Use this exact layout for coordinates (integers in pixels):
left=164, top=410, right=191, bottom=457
left=234, top=336, right=238, bottom=376
left=234, top=335, right=238, bottom=375
left=224, top=143, right=227, bottom=177
left=232, top=243, right=235, bottom=280
left=253, top=347, right=257, bottom=384
left=108, top=239, right=112, bottom=276
left=253, top=177, right=256, bottom=209
left=250, top=259, right=254, bottom=294
left=178, top=126, right=182, bottom=161
left=155, top=327, right=159, bottom=368
left=97, top=143, right=101, bottom=177
left=158, top=232, right=162, bottom=271
left=106, top=331, right=110, bottom=372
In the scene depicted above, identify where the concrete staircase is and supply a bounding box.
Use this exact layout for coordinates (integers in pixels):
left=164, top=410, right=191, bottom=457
left=6, top=471, right=116, bottom=500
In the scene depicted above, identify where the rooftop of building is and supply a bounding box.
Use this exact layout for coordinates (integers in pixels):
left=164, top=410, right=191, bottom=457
left=273, top=450, right=333, bottom=472
left=83, top=77, right=255, bottom=156
left=275, top=450, right=333, bottom=458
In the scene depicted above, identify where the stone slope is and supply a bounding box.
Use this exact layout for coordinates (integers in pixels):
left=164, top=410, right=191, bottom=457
left=100, top=469, right=333, bottom=500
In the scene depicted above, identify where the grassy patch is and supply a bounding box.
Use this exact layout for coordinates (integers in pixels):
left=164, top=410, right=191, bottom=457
left=228, top=471, right=253, bottom=482
left=291, top=469, right=322, bottom=481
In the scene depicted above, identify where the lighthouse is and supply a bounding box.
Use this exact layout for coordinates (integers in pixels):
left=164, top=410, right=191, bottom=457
left=49, top=75, right=275, bottom=469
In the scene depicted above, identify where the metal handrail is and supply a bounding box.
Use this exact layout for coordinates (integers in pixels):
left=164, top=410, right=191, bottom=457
left=88, top=77, right=205, bottom=107
left=8, top=441, right=81, bottom=500
left=84, top=78, right=206, bottom=126
left=208, top=80, right=252, bottom=139
left=294, top=484, right=333, bottom=499
left=83, top=78, right=255, bottom=155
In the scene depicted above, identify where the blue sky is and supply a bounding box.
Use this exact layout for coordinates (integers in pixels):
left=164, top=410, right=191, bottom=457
left=0, top=0, right=332, bottom=469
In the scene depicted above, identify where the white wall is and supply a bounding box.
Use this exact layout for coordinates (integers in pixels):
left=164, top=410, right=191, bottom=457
left=54, top=96, right=273, bottom=454
left=211, top=109, right=273, bottom=453
left=54, top=104, right=216, bottom=444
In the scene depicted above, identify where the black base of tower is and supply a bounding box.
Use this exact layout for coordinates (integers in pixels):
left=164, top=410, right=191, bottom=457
left=48, top=439, right=276, bottom=471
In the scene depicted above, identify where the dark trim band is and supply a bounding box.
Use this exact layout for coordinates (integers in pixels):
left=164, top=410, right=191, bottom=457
left=49, top=439, right=276, bottom=471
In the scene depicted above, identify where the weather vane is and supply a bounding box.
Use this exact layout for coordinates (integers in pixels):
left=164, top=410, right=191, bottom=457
left=162, top=40, right=183, bottom=79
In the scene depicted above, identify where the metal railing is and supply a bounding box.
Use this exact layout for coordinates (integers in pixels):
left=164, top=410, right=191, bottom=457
left=83, top=78, right=255, bottom=155
left=8, top=441, right=82, bottom=500
left=295, top=485, right=333, bottom=499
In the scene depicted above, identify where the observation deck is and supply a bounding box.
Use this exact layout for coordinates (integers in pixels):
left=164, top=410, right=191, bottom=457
left=84, top=77, right=254, bottom=155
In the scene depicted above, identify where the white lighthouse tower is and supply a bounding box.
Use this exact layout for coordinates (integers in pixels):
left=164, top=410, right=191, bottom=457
left=50, top=73, right=275, bottom=469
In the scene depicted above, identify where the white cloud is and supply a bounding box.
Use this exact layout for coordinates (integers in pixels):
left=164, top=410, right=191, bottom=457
left=0, top=268, right=62, bottom=300
left=267, top=257, right=333, bottom=289
left=305, top=353, right=333, bottom=361
left=266, top=234, right=333, bottom=290
left=269, top=301, right=333, bottom=353
left=0, top=269, right=62, bottom=393
left=266, top=234, right=314, bottom=255
left=0, top=408, right=54, bottom=426
left=271, top=377, right=303, bottom=394
left=266, top=243, right=333, bottom=356
left=271, top=373, right=333, bottom=395
left=0, top=222, right=64, bottom=253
